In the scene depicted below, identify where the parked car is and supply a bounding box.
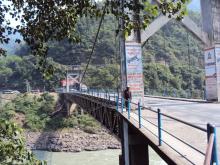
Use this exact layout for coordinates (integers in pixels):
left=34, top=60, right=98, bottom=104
left=2, top=90, right=14, bottom=94
left=31, top=89, right=40, bottom=93
left=80, top=84, right=88, bottom=92
left=12, top=90, right=20, bottom=94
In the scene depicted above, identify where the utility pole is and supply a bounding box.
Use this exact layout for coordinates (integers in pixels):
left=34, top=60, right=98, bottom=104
left=25, top=80, right=31, bottom=92
left=0, top=92, right=2, bottom=110
left=120, top=0, right=144, bottom=103
left=133, top=0, right=141, bottom=43
left=26, top=80, right=28, bottom=92
left=187, top=32, right=192, bottom=98
left=119, top=0, right=127, bottom=92
left=119, top=2, right=146, bottom=165
left=66, top=70, right=69, bottom=93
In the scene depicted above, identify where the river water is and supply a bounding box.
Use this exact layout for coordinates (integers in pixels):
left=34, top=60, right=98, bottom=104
left=34, top=148, right=166, bottom=165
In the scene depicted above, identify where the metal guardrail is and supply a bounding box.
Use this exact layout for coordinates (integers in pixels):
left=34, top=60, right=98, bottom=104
left=204, top=133, right=214, bottom=165
left=144, top=88, right=206, bottom=100
left=122, top=98, right=218, bottom=164
left=72, top=89, right=219, bottom=164
left=117, top=97, right=208, bottom=157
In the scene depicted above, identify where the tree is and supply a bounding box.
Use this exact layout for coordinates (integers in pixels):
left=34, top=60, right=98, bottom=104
left=0, top=10, right=204, bottom=97
left=0, top=119, right=44, bottom=164
left=0, top=55, right=65, bottom=91
left=84, top=64, right=120, bottom=89
left=0, top=0, right=189, bottom=72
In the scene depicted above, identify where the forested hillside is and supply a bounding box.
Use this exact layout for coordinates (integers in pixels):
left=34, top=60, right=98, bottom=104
left=142, top=11, right=204, bottom=97
left=1, top=11, right=205, bottom=98
left=0, top=56, right=65, bottom=91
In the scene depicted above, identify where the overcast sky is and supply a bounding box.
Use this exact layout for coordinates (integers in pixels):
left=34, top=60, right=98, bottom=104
left=188, top=0, right=200, bottom=11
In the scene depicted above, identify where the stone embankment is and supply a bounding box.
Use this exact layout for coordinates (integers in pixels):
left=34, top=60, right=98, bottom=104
left=25, top=128, right=121, bottom=152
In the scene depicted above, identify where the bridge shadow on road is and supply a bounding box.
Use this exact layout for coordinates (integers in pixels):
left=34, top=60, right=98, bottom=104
left=145, top=102, right=199, bottom=107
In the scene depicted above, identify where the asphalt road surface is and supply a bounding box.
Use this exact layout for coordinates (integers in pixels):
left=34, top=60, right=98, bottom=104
left=143, top=97, right=220, bottom=160
left=144, top=97, right=220, bottom=128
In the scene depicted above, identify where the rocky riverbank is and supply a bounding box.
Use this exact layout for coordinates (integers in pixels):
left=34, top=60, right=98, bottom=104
left=25, top=128, right=121, bottom=152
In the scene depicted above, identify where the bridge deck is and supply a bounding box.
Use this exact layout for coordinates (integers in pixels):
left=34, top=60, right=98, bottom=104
left=62, top=93, right=211, bottom=165
left=124, top=111, right=204, bottom=164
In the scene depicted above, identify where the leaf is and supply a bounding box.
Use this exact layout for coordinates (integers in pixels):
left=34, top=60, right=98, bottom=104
left=15, top=39, right=21, bottom=44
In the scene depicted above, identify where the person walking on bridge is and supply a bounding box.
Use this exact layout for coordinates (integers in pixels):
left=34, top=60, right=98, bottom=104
left=123, top=87, right=132, bottom=111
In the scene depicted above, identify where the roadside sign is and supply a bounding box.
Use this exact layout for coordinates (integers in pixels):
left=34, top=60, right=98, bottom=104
left=125, top=42, right=144, bottom=103
left=204, top=44, right=220, bottom=101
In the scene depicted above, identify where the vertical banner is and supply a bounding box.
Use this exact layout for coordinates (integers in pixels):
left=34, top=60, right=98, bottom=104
left=204, top=47, right=217, bottom=100
left=215, top=45, right=220, bottom=101
left=125, top=42, right=144, bottom=104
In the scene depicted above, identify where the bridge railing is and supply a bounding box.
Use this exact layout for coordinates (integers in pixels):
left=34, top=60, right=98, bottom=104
left=78, top=89, right=218, bottom=164
left=204, top=124, right=219, bottom=165
left=145, top=88, right=206, bottom=100
left=79, top=87, right=206, bottom=101
left=118, top=97, right=218, bottom=164
left=204, top=133, right=214, bottom=165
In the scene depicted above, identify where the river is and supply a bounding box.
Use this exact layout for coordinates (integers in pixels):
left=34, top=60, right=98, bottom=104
left=34, top=148, right=166, bottom=165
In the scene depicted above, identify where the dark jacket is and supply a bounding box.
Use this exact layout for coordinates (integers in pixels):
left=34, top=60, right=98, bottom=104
left=124, top=90, right=132, bottom=100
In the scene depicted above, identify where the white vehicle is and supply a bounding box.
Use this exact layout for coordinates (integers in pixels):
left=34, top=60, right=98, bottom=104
left=80, top=84, right=87, bottom=92
left=13, top=90, right=20, bottom=94
left=2, top=90, right=20, bottom=94
left=70, top=88, right=79, bottom=93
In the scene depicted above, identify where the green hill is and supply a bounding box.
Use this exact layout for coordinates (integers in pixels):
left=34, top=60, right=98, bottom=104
left=1, top=11, right=205, bottom=98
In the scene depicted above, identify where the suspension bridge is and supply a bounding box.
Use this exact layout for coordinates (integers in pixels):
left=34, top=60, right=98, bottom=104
left=52, top=0, right=220, bottom=164
left=55, top=90, right=218, bottom=165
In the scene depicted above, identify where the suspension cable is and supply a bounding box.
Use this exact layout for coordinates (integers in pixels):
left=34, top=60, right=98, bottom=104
left=114, top=16, right=121, bottom=93
left=187, top=31, right=192, bottom=96
left=80, top=3, right=107, bottom=84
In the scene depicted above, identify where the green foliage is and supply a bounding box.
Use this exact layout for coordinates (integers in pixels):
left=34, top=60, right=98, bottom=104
left=46, top=114, right=100, bottom=133
left=0, top=119, right=44, bottom=164
left=0, top=0, right=188, bottom=73
left=1, top=9, right=204, bottom=98
left=142, top=11, right=204, bottom=98
left=39, top=15, right=119, bottom=65
left=78, top=11, right=205, bottom=98
left=1, top=93, right=55, bottom=131
left=38, top=93, right=55, bottom=114
left=46, top=115, right=78, bottom=130
left=78, top=114, right=101, bottom=134
left=159, top=0, right=190, bottom=20
left=84, top=64, right=120, bottom=89
left=0, top=55, right=65, bottom=91
left=1, top=93, right=101, bottom=132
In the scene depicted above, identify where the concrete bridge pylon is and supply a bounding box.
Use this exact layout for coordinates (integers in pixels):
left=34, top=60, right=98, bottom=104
left=201, top=0, right=220, bottom=45
left=201, top=0, right=220, bottom=101
left=140, top=0, right=220, bottom=101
